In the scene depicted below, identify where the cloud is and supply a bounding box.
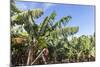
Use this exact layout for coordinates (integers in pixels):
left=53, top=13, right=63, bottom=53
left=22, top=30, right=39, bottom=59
left=16, top=3, right=28, bottom=10
left=16, top=2, right=56, bottom=11
left=44, top=3, right=53, bottom=7
left=21, top=4, right=28, bottom=10
left=43, top=3, right=55, bottom=11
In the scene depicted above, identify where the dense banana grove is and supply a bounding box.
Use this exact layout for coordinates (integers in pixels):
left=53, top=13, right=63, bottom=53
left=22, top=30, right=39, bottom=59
left=11, top=0, right=95, bottom=66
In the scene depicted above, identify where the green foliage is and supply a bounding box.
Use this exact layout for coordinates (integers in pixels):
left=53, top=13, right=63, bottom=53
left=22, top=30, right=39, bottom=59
left=11, top=1, right=95, bottom=65
left=11, top=9, right=43, bottom=26
left=53, top=16, right=72, bottom=29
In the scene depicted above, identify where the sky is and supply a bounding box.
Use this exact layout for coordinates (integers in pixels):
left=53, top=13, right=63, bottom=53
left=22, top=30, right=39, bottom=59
left=15, top=1, right=95, bottom=36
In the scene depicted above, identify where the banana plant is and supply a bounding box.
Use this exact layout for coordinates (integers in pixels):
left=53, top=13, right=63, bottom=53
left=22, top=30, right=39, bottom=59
left=11, top=0, right=79, bottom=65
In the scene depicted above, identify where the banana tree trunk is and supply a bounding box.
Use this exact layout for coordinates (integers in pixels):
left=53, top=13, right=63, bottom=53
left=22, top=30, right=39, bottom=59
left=27, top=38, right=36, bottom=65
left=54, top=50, right=57, bottom=63
left=27, top=47, right=32, bottom=65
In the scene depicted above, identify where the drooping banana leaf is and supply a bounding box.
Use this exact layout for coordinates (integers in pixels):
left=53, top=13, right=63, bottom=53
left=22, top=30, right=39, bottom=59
left=11, top=9, right=43, bottom=25
left=53, top=16, right=72, bottom=29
